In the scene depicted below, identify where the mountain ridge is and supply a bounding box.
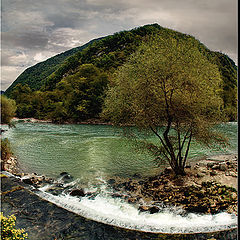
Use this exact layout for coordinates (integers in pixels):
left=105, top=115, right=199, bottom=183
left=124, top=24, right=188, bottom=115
left=5, top=23, right=237, bottom=121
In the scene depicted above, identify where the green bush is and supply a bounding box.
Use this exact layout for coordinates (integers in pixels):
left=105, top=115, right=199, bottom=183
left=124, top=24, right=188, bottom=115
left=1, top=95, right=16, bottom=125
left=1, top=139, right=12, bottom=161
left=0, top=212, right=28, bottom=239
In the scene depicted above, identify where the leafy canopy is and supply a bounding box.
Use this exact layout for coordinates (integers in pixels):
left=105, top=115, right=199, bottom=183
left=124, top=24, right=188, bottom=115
left=102, top=35, right=227, bottom=175
left=1, top=95, right=17, bottom=125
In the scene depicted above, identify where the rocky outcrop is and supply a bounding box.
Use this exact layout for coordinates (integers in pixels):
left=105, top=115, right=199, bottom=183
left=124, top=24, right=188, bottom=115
left=1, top=156, right=20, bottom=175
left=107, top=154, right=238, bottom=215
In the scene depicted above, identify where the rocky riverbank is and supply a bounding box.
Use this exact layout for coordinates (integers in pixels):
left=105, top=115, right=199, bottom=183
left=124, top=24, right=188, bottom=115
left=1, top=155, right=21, bottom=176
left=1, top=153, right=238, bottom=239
left=11, top=117, right=113, bottom=125
left=4, top=153, right=237, bottom=217
left=1, top=175, right=237, bottom=240
left=106, top=154, right=238, bottom=215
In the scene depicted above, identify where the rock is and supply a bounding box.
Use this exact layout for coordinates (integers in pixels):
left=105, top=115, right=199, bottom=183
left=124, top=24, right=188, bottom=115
left=138, top=205, right=150, bottom=212
left=219, top=163, right=227, bottom=171
left=107, top=179, right=116, bottom=185
left=207, top=162, right=215, bottom=168
left=149, top=206, right=159, bottom=214
left=111, top=193, right=123, bottom=198
left=63, top=174, right=73, bottom=180
left=197, top=172, right=205, bottom=178
left=210, top=170, right=217, bottom=176
left=128, top=197, right=137, bottom=203
left=70, top=189, right=85, bottom=197
left=185, top=204, right=208, bottom=213
left=198, top=162, right=207, bottom=167
left=58, top=172, right=73, bottom=182
left=225, top=171, right=230, bottom=176
left=60, top=172, right=69, bottom=176
left=22, top=178, right=33, bottom=185
left=211, top=164, right=219, bottom=170
left=133, top=173, right=141, bottom=178
left=229, top=171, right=237, bottom=177
left=231, top=192, right=237, bottom=199
left=47, top=186, right=65, bottom=196
left=164, top=167, right=172, bottom=174
left=152, top=180, right=160, bottom=188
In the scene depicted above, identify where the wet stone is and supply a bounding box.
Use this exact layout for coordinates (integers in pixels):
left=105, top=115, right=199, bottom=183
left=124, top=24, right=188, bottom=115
left=22, top=178, right=34, bottom=185
left=70, top=189, right=86, bottom=197
left=149, top=206, right=160, bottom=214
left=107, top=178, right=116, bottom=185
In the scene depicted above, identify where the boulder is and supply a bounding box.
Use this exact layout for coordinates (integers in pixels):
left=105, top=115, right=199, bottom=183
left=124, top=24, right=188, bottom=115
left=185, top=204, right=208, bottom=213
left=70, top=189, right=85, bottom=197
left=60, top=172, right=69, bottom=176
left=149, top=206, right=159, bottom=214
left=22, top=178, right=33, bottom=185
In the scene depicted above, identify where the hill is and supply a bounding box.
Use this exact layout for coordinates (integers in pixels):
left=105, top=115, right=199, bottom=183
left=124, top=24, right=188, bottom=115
left=5, top=24, right=237, bottom=122
left=5, top=38, right=103, bottom=95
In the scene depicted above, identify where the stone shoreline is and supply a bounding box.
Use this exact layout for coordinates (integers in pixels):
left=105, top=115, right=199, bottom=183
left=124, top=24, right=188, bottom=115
left=1, top=152, right=238, bottom=215
left=1, top=174, right=238, bottom=240
left=11, top=117, right=113, bottom=125
left=1, top=152, right=238, bottom=239
left=106, top=154, right=238, bottom=215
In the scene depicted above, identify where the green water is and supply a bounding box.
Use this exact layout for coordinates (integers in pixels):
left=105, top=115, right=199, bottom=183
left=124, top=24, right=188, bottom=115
left=2, top=122, right=237, bottom=182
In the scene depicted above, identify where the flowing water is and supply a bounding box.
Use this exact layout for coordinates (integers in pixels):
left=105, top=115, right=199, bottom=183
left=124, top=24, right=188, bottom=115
left=1, top=122, right=238, bottom=233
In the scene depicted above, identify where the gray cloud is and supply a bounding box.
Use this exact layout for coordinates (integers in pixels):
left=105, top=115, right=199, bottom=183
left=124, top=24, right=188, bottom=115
left=1, top=0, right=237, bottom=91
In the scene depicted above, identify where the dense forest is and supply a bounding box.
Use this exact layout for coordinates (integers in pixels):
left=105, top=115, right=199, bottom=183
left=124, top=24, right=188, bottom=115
left=5, top=24, right=237, bottom=123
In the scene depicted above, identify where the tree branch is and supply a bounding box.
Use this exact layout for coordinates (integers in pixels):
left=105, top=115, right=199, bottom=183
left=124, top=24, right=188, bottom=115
left=183, top=131, right=192, bottom=168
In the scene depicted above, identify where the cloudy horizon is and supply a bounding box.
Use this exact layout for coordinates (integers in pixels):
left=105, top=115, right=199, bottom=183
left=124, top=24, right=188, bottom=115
left=1, top=0, right=238, bottom=91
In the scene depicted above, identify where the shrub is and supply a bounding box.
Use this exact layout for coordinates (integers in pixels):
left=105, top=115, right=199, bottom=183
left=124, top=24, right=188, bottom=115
left=1, top=139, right=12, bottom=161
left=0, top=212, right=28, bottom=239
left=1, top=95, right=17, bottom=125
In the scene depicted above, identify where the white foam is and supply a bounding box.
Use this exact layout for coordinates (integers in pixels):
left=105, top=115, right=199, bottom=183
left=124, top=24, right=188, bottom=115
left=35, top=189, right=237, bottom=233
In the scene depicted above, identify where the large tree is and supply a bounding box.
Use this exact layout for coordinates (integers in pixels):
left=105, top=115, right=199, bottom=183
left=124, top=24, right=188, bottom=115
left=1, top=95, right=17, bottom=125
left=102, top=35, right=227, bottom=175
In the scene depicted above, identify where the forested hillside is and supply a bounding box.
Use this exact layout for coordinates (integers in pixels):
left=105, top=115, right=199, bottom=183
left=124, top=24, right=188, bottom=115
left=5, top=38, right=102, bottom=94
left=5, top=24, right=237, bottom=122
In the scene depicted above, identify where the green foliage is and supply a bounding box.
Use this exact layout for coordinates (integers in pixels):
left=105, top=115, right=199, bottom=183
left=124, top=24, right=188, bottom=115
left=1, top=139, right=12, bottom=161
left=5, top=24, right=237, bottom=122
left=4, top=38, right=101, bottom=96
left=1, top=95, right=17, bottom=125
left=10, top=84, right=34, bottom=118
left=102, top=34, right=227, bottom=175
left=11, top=64, right=108, bottom=122
left=1, top=212, right=28, bottom=240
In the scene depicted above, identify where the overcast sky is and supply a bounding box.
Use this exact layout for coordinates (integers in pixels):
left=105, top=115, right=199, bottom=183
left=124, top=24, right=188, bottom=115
left=1, top=0, right=238, bottom=91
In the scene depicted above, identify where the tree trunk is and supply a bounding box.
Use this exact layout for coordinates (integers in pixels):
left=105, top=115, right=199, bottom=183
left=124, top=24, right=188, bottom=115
left=172, top=166, right=186, bottom=176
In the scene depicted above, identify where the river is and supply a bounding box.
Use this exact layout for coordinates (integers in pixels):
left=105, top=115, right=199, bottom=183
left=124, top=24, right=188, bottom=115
left=1, top=122, right=238, bottom=233
left=2, top=122, right=237, bottom=181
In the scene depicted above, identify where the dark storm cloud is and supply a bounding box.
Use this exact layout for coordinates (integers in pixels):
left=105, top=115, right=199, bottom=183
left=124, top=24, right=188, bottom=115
left=1, top=0, right=237, bottom=90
